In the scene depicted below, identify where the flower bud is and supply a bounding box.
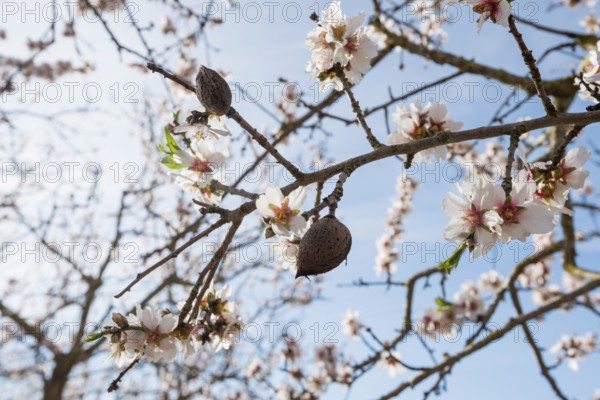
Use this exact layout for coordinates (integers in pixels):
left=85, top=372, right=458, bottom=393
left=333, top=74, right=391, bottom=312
left=112, top=312, right=128, bottom=328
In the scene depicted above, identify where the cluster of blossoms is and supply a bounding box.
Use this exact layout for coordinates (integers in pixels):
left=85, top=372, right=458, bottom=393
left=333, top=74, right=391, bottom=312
left=388, top=99, right=463, bottom=164
left=276, top=342, right=353, bottom=399
left=160, top=113, right=231, bottom=207
left=577, top=40, right=600, bottom=102
left=305, top=1, right=377, bottom=91
left=443, top=147, right=589, bottom=260
left=550, top=332, right=597, bottom=371
left=95, top=285, right=242, bottom=367
left=255, top=186, right=310, bottom=271
left=375, top=176, right=418, bottom=276
left=452, top=0, right=511, bottom=32
left=418, top=270, right=505, bottom=337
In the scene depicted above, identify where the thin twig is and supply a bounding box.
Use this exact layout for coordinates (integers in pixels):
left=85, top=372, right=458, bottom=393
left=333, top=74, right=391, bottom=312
left=226, top=107, right=304, bottom=179
left=338, top=67, right=384, bottom=149
left=507, top=16, right=557, bottom=116
left=114, top=219, right=227, bottom=298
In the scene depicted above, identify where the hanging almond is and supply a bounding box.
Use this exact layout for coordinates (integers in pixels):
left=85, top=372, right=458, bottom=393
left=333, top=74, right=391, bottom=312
left=296, top=215, right=352, bottom=278
left=195, top=65, right=232, bottom=116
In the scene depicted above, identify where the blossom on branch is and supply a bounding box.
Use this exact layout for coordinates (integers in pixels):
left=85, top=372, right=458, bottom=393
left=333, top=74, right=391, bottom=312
left=442, top=175, right=503, bottom=258
left=388, top=100, right=463, bottom=163
left=461, top=0, right=511, bottom=32
left=256, top=186, right=308, bottom=236
left=550, top=332, right=597, bottom=371
left=306, top=1, right=377, bottom=91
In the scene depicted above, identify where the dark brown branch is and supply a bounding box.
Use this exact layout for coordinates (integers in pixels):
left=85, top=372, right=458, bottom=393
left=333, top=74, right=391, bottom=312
left=226, top=107, right=304, bottom=180
left=508, top=16, right=557, bottom=116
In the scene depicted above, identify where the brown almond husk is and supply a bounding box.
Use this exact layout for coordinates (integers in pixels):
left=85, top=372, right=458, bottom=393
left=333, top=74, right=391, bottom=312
left=195, top=65, right=232, bottom=116
left=296, top=215, right=352, bottom=278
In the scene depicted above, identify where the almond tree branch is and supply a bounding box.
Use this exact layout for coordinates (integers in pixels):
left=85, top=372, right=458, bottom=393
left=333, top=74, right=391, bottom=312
left=338, top=67, right=384, bottom=149
left=508, top=16, right=557, bottom=116
left=508, top=283, right=568, bottom=400
left=226, top=107, right=304, bottom=180
left=378, top=277, right=600, bottom=399
left=114, top=219, right=227, bottom=298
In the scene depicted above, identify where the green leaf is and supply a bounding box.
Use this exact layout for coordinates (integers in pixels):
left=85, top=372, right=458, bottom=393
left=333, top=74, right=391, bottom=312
left=160, top=155, right=185, bottom=170
left=435, top=297, right=453, bottom=308
left=157, top=144, right=169, bottom=154
left=438, top=241, right=467, bottom=275
left=172, top=110, right=181, bottom=125
left=164, top=126, right=181, bottom=154
left=84, top=331, right=106, bottom=342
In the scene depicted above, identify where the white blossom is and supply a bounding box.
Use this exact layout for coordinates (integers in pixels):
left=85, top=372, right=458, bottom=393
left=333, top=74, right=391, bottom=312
left=342, top=309, right=362, bottom=339
left=377, top=350, right=406, bottom=378
left=463, top=0, right=511, bottom=32
left=453, top=281, right=485, bottom=320
left=550, top=332, right=597, bottom=371
left=478, top=270, right=505, bottom=292
left=256, top=186, right=308, bottom=236
left=173, top=120, right=230, bottom=141
left=388, top=100, right=463, bottom=163
left=306, top=1, right=377, bottom=91
left=442, top=175, right=503, bottom=258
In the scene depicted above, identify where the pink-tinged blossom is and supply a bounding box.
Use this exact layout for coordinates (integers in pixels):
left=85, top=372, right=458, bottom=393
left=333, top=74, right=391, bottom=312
left=580, top=13, right=600, bottom=34
left=388, top=100, right=463, bottom=163
left=375, top=176, right=417, bottom=276
left=306, top=2, right=377, bottom=91
left=342, top=309, right=363, bottom=339
left=531, top=147, right=591, bottom=212
left=550, top=332, right=597, bottom=371
left=464, top=0, right=511, bottom=32
left=418, top=307, right=460, bottom=338
left=478, top=270, right=505, bottom=292
left=442, top=175, right=503, bottom=258
left=256, top=186, right=308, bottom=236
left=173, top=140, right=227, bottom=181
left=453, top=281, right=485, bottom=320
left=493, top=169, right=557, bottom=243
left=135, top=305, right=178, bottom=363
left=377, top=350, right=406, bottom=378
left=173, top=169, right=223, bottom=206
left=578, top=42, right=600, bottom=102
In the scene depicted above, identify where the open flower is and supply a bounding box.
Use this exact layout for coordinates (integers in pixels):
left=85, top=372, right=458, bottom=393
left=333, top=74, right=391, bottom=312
left=478, top=269, right=505, bottom=292
left=550, top=332, right=597, bottom=371
left=173, top=121, right=230, bottom=141
left=342, top=309, right=362, bottom=339
left=453, top=281, right=484, bottom=320
left=173, top=140, right=227, bottom=180
left=136, top=305, right=178, bottom=363
left=173, top=169, right=222, bottom=206
left=465, top=0, right=511, bottom=32
left=388, top=100, right=462, bottom=163
left=377, top=350, right=406, bottom=378
left=493, top=170, right=556, bottom=243
left=256, top=186, right=308, bottom=236
left=443, top=175, right=503, bottom=258
left=306, top=1, right=377, bottom=91
left=531, top=147, right=591, bottom=212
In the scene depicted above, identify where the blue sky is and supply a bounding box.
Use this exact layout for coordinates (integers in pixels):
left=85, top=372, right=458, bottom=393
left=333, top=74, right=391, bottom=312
left=2, top=0, right=600, bottom=398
